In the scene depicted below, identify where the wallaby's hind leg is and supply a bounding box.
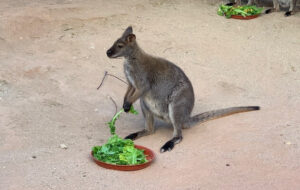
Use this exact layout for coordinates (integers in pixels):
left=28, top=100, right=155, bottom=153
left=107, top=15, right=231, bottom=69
left=265, top=0, right=280, bottom=14
left=285, top=0, right=297, bottom=16
left=160, top=99, right=192, bottom=153
left=125, top=99, right=154, bottom=140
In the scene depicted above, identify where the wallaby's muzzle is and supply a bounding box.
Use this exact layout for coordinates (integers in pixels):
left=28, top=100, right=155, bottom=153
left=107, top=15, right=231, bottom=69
left=106, top=48, right=114, bottom=58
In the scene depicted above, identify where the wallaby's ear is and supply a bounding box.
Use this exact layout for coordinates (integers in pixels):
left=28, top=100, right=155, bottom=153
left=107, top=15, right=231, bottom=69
left=126, top=34, right=136, bottom=43
left=122, top=26, right=133, bottom=37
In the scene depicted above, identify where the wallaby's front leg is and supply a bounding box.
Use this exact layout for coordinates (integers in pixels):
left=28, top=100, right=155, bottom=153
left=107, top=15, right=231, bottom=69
left=123, top=85, right=134, bottom=112
left=123, top=86, right=143, bottom=112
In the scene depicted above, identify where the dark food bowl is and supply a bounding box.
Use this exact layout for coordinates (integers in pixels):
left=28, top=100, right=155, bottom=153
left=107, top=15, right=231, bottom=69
left=91, top=145, right=155, bottom=171
left=231, top=14, right=260, bottom=20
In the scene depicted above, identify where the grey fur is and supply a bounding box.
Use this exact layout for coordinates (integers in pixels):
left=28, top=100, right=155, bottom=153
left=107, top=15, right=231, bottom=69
left=106, top=26, right=260, bottom=153
left=228, top=0, right=260, bottom=5
left=234, top=0, right=260, bottom=5
left=185, top=106, right=260, bottom=128
left=265, top=0, right=298, bottom=16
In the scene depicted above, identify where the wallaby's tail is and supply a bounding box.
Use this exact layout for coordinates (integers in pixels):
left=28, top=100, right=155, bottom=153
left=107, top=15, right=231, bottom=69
left=184, top=106, right=260, bottom=128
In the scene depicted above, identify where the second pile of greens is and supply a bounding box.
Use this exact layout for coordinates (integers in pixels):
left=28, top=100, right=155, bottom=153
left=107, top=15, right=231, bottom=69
left=92, top=106, right=148, bottom=165
left=217, top=4, right=263, bottom=18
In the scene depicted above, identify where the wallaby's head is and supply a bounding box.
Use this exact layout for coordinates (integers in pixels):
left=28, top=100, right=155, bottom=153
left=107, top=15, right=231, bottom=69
left=106, top=26, right=136, bottom=58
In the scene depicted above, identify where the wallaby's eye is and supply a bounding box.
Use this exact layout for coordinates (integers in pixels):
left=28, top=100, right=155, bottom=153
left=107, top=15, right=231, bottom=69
left=117, top=44, right=124, bottom=48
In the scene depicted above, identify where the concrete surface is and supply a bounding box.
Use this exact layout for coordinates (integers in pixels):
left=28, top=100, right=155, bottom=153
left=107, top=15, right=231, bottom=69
left=0, top=0, right=300, bottom=189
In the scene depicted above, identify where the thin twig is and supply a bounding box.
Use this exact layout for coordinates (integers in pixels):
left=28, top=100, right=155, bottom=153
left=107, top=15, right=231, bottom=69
left=97, top=71, right=128, bottom=90
left=106, top=74, right=128, bottom=85
left=97, top=71, right=108, bottom=90
left=108, top=96, right=118, bottom=115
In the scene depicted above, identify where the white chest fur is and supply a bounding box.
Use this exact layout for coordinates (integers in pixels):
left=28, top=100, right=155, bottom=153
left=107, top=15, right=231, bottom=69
left=124, top=60, right=136, bottom=88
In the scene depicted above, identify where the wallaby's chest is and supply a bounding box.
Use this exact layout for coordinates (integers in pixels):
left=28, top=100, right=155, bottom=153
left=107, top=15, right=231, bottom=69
left=124, top=60, right=142, bottom=88
left=124, top=62, right=137, bottom=88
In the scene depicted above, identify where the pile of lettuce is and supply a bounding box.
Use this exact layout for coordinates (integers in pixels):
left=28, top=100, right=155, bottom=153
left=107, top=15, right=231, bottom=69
left=92, top=106, right=148, bottom=165
left=217, top=4, right=263, bottom=18
left=92, top=135, right=147, bottom=165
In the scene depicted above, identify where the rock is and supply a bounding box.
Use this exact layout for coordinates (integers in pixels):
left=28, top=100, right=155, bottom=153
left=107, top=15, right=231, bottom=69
left=60, top=144, right=68, bottom=149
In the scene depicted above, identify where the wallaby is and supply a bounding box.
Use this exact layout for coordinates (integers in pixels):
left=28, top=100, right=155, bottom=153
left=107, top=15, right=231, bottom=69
left=106, top=26, right=260, bottom=153
left=265, top=0, right=298, bottom=16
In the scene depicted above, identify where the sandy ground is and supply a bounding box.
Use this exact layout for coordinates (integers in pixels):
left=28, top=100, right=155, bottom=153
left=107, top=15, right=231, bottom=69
left=1, top=0, right=300, bottom=189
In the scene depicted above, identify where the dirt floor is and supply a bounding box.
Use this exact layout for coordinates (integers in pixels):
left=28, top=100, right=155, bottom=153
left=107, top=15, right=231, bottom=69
left=1, top=0, right=300, bottom=189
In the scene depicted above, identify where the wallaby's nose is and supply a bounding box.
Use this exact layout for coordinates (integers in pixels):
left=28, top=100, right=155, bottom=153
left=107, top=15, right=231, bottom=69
left=106, top=49, right=113, bottom=57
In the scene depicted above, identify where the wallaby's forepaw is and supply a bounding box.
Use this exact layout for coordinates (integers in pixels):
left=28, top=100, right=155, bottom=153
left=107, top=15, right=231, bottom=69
left=285, top=11, right=292, bottom=17
left=265, top=9, right=272, bottom=14
left=124, top=132, right=139, bottom=140
left=160, top=141, right=175, bottom=153
left=123, top=101, right=132, bottom=112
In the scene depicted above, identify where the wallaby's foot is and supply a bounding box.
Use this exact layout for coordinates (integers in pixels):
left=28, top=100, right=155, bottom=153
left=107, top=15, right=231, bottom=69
left=160, top=136, right=182, bottom=153
left=285, top=11, right=292, bottom=16
left=160, top=141, right=175, bottom=152
left=225, top=2, right=235, bottom=6
left=265, top=9, right=273, bottom=14
left=125, top=132, right=139, bottom=140
left=124, top=129, right=152, bottom=140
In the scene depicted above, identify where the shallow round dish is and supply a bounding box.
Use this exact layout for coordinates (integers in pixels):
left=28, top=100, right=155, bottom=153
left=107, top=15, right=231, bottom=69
left=231, top=14, right=260, bottom=20
left=91, top=145, right=155, bottom=171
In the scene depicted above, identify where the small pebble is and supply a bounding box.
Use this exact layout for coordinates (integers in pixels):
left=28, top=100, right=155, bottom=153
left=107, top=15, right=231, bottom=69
left=89, top=43, right=95, bottom=49
left=60, top=144, right=68, bottom=149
